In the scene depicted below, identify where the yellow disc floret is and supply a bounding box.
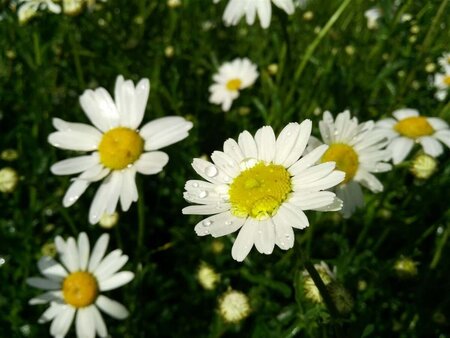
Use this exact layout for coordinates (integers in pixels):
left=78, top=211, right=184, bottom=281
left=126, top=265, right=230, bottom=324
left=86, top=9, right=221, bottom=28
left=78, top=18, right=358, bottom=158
left=229, top=162, right=292, bottom=220
left=226, top=79, right=242, bottom=91
left=62, top=271, right=98, bottom=308
left=98, top=127, right=144, bottom=170
left=321, top=143, right=358, bottom=184
left=443, top=75, right=450, bottom=86
left=394, top=116, right=434, bottom=139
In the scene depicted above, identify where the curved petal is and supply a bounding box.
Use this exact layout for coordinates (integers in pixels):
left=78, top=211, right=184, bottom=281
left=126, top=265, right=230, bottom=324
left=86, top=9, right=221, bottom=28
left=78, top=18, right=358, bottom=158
left=76, top=307, right=96, bottom=338
left=194, top=211, right=245, bottom=237
left=140, top=116, right=193, bottom=151
left=79, top=88, right=120, bottom=132
left=419, top=136, right=444, bottom=157
left=50, top=154, right=99, bottom=176
left=388, top=136, right=414, bottom=164
left=49, top=306, right=76, bottom=338
left=392, top=108, right=419, bottom=121
left=96, top=295, right=129, bottom=319
left=254, top=220, right=275, bottom=255
left=134, top=151, right=169, bottom=175
left=88, top=234, right=110, bottom=272
left=98, top=271, right=134, bottom=291
left=238, top=130, right=258, bottom=159
left=231, top=218, right=256, bottom=262
left=254, top=126, right=276, bottom=163
left=77, top=232, right=90, bottom=271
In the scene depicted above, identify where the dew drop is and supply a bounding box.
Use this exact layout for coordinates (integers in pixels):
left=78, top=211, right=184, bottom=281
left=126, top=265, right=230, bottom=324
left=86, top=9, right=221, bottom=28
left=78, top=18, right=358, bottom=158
left=192, top=182, right=199, bottom=188
left=222, top=175, right=230, bottom=183
left=199, top=191, right=208, bottom=198
left=286, top=132, right=292, bottom=136
left=205, top=165, right=218, bottom=177
left=240, top=158, right=258, bottom=170
left=202, top=220, right=212, bottom=226
left=225, top=221, right=232, bottom=226
left=285, top=234, right=291, bottom=239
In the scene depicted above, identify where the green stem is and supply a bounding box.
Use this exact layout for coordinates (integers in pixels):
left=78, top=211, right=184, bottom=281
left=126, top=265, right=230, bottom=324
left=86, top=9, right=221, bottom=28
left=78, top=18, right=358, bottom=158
left=136, top=179, right=146, bottom=259
left=32, top=32, right=41, bottom=66
left=68, top=30, right=85, bottom=88
left=430, top=222, right=450, bottom=269
left=285, top=0, right=352, bottom=105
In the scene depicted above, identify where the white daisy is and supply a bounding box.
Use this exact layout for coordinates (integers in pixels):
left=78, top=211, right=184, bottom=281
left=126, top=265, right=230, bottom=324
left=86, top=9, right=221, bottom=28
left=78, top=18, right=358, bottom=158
left=437, top=52, right=450, bottom=69
left=209, top=58, right=258, bottom=112
left=376, top=108, right=450, bottom=164
left=27, top=232, right=134, bottom=338
left=310, top=111, right=392, bottom=218
left=214, top=0, right=295, bottom=29
left=433, top=69, right=450, bottom=101
left=17, top=0, right=61, bottom=24
left=48, top=75, right=193, bottom=224
left=364, top=7, right=381, bottom=29
left=182, top=120, right=344, bottom=262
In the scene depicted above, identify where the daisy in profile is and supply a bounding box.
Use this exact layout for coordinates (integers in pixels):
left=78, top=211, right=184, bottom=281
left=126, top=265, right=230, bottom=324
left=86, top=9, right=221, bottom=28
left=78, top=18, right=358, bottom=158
left=27, top=232, right=134, bottom=338
left=310, top=111, right=392, bottom=218
left=213, top=0, right=295, bottom=29
left=376, top=108, right=450, bottom=164
left=209, top=58, right=258, bottom=112
left=17, top=0, right=61, bottom=24
left=433, top=67, right=450, bottom=101
left=182, top=120, right=344, bottom=261
left=48, top=75, right=193, bottom=224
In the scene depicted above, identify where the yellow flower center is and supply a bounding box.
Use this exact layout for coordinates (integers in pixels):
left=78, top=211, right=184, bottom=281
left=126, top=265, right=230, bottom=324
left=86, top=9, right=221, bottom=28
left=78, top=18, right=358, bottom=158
left=62, top=271, right=98, bottom=308
left=98, top=127, right=144, bottom=170
left=229, top=162, right=291, bottom=220
left=321, top=144, right=358, bottom=184
left=226, top=79, right=242, bottom=91
left=394, top=116, right=434, bottom=139
left=443, top=75, right=450, bottom=86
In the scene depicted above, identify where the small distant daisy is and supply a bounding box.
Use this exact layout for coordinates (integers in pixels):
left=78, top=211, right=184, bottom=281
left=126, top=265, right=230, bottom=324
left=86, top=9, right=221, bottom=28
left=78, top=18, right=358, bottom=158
left=17, top=0, right=61, bottom=24
left=376, top=108, right=450, bottom=164
left=209, top=58, right=258, bottom=112
left=437, top=52, right=450, bottom=69
left=433, top=68, right=450, bottom=101
left=310, top=111, right=392, bottom=218
left=48, top=75, right=193, bottom=224
left=214, top=0, right=295, bottom=29
left=183, top=120, right=344, bottom=261
left=364, top=7, right=381, bottom=29
left=27, top=232, right=134, bottom=338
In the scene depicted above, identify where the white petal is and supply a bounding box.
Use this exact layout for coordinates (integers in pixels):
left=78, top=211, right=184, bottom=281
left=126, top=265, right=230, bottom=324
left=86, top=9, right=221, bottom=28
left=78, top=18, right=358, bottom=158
left=273, top=218, right=295, bottom=250
left=254, top=220, right=275, bottom=255
left=223, top=138, right=244, bottom=163
left=96, top=295, right=129, bottom=319
left=272, top=0, right=295, bottom=14
left=92, top=249, right=124, bottom=279
left=434, top=130, right=450, bottom=148
left=92, top=306, right=108, bottom=337
left=238, top=130, right=258, bottom=159
left=54, top=236, right=66, bottom=255
left=289, top=191, right=336, bottom=210
left=427, top=117, right=448, bottom=131
left=419, top=136, right=444, bottom=157
left=30, top=291, right=63, bottom=305
left=134, top=151, right=169, bottom=175
left=388, top=136, right=414, bottom=164
left=64, top=237, right=80, bottom=272
left=88, top=234, right=110, bottom=272
left=273, top=203, right=309, bottom=230
left=256, top=0, right=272, bottom=28
left=337, top=181, right=364, bottom=218
left=76, top=307, right=96, bottom=338
left=37, top=303, right=63, bottom=323
left=191, top=158, right=230, bottom=184
left=392, top=108, right=419, bottom=120
left=140, top=116, right=193, bottom=151
left=376, top=118, right=397, bottom=129
left=275, top=120, right=311, bottom=167
left=120, top=168, right=138, bottom=211
left=98, top=271, right=134, bottom=291
left=289, top=144, right=328, bottom=176
left=182, top=203, right=231, bottom=215
left=37, top=257, right=67, bottom=281
left=354, top=168, right=383, bottom=193
left=48, top=130, right=100, bottom=151
left=293, top=170, right=345, bottom=192
left=194, top=211, right=245, bottom=237
left=95, top=255, right=128, bottom=281
left=254, top=126, right=276, bottom=163
left=231, top=219, right=256, bottom=262
left=77, top=232, right=90, bottom=271
left=293, top=162, right=336, bottom=185
left=105, top=171, right=123, bottom=215
left=50, top=306, right=76, bottom=338
left=50, top=154, right=99, bottom=176
left=62, top=179, right=90, bottom=207
left=313, top=196, right=343, bottom=212
left=27, top=277, right=61, bottom=290
left=79, top=88, right=120, bottom=132
left=89, top=175, right=117, bottom=224
left=210, top=151, right=240, bottom=178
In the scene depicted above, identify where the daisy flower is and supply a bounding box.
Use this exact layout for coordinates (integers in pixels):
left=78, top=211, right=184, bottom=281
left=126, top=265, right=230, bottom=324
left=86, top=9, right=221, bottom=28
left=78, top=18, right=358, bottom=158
left=48, top=75, right=193, bottom=224
left=437, top=52, right=450, bottom=69
left=17, top=0, right=61, bottom=24
left=433, top=68, right=450, bottom=101
left=364, top=7, right=381, bottom=29
left=376, top=108, right=450, bottom=164
left=310, top=111, right=392, bottom=218
left=27, top=232, right=134, bottom=338
left=214, top=0, right=295, bottom=29
left=182, top=120, right=344, bottom=262
left=209, top=58, right=258, bottom=112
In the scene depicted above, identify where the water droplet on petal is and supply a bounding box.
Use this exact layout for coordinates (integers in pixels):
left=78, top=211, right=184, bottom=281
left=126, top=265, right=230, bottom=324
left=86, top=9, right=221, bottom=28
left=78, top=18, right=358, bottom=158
left=222, top=175, right=230, bottom=183
left=202, top=220, right=212, bottom=226
left=198, top=191, right=208, bottom=198
left=205, top=165, right=218, bottom=177
left=225, top=221, right=232, bottom=226
left=192, top=182, right=199, bottom=188
left=240, top=158, right=258, bottom=170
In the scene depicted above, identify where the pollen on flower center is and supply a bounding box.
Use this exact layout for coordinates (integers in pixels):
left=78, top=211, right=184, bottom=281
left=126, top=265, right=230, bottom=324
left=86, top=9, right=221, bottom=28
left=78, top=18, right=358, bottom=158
left=226, top=78, right=242, bottom=91
left=228, top=162, right=292, bottom=220
left=62, top=271, right=98, bottom=308
left=321, top=143, right=358, bottom=184
left=394, top=116, right=434, bottom=139
left=98, top=127, right=144, bottom=170
left=443, top=75, right=450, bottom=86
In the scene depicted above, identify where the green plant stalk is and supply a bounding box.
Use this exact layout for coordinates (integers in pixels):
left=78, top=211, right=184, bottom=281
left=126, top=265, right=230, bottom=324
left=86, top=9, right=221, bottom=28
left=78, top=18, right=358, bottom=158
left=136, top=180, right=146, bottom=259
left=68, top=31, right=85, bottom=88
left=32, top=32, right=41, bottom=67
left=430, top=223, right=450, bottom=269
left=285, top=0, right=353, bottom=105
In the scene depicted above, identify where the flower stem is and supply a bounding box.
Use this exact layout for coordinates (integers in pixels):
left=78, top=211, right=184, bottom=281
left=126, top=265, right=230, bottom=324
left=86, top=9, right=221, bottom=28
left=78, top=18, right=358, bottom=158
left=285, top=0, right=352, bottom=105
left=136, top=178, right=146, bottom=259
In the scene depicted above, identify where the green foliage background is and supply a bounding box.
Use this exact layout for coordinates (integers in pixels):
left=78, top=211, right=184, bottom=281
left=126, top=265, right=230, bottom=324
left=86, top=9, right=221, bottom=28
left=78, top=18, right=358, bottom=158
left=0, top=0, right=449, bottom=337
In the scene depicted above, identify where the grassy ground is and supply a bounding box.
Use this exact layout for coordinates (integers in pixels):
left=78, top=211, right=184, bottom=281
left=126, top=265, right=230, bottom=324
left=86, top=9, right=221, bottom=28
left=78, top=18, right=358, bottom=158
left=0, top=0, right=449, bottom=337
